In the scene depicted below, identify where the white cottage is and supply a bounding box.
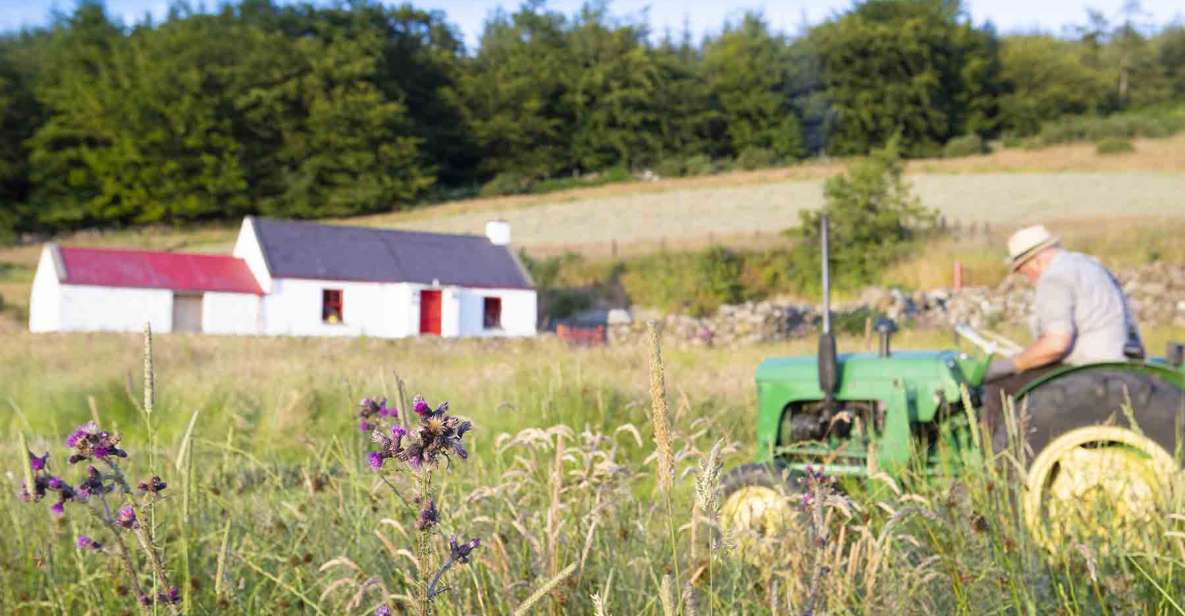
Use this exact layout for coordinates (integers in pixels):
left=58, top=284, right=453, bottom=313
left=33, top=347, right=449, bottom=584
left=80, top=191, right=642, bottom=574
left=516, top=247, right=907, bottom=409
left=29, top=217, right=537, bottom=338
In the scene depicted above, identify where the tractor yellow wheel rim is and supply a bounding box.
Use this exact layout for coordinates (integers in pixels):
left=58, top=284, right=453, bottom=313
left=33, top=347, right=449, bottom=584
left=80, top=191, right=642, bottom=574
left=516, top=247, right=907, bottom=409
left=720, top=486, right=797, bottom=562
left=1023, top=426, right=1179, bottom=551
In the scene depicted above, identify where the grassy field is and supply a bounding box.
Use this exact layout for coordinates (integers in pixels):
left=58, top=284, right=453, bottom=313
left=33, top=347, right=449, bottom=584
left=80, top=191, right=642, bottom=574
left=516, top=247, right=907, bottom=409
left=3, top=330, right=1185, bottom=614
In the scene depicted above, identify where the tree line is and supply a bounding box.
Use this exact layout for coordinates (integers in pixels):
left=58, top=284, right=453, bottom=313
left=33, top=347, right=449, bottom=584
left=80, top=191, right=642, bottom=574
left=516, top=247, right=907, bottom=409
left=0, top=0, right=1183, bottom=238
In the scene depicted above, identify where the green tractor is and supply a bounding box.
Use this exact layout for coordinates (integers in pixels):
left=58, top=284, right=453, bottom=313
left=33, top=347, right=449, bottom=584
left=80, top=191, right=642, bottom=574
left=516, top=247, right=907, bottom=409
left=721, top=216, right=1185, bottom=550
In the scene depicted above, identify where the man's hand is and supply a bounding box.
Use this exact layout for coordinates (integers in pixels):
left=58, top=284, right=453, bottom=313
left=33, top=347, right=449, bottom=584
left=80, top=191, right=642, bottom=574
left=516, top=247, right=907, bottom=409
left=984, top=358, right=1016, bottom=383
left=1013, top=331, right=1073, bottom=372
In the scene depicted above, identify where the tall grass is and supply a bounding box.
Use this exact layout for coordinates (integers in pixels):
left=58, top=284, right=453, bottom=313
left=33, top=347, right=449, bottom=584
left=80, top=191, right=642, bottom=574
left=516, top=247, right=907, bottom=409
left=2, top=331, right=1185, bottom=613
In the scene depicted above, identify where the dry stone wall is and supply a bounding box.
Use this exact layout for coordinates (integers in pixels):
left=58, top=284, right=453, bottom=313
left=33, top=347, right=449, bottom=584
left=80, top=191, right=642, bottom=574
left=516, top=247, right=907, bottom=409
left=607, top=263, right=1185, bottom=348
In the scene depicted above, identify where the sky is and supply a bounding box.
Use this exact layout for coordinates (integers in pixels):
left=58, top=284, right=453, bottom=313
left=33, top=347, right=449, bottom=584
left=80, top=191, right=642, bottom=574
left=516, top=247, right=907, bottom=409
left=1, top=0, right=1182, bottom=46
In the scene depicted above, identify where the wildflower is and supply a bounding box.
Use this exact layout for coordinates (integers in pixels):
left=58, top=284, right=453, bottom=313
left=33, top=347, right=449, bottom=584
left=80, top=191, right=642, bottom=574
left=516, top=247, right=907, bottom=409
left=367, top=451, right=386, bottom=471
left=138, top=594, right=152, bottom=607
left=359, top=419, right=373, bottom=433
left=415, top=497, right=438, bottom=531
left=376, top=607, right=392, bottom=616
left=47, top=476, right=64, bottom=490
left=413, top=395, right=431, bottom=417
left=28, top=451, right=48, bottom=471
left=448, top=536, right=481, bottom=563
left=50, top=501, right=65, bottom=517
left=158, top=587, right=181, bottom=604
left=137, top=476, right=167, bottom=494
left=66, top=421, right=97, bottom=448
left=66, top=422, right=127, bottom=463
left=77, top=535, right=103, bottom=551
left=116, top=505, right=138, bottom=529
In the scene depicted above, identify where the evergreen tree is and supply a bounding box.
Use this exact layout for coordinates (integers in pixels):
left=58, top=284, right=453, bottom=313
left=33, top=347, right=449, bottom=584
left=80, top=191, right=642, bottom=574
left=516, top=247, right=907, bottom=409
left=702, top=14, right=803, bottom=160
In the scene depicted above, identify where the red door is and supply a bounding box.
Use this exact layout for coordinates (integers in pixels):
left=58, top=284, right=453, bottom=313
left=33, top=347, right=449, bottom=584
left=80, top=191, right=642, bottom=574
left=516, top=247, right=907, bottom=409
left=420, top=290, right=442, bottom=335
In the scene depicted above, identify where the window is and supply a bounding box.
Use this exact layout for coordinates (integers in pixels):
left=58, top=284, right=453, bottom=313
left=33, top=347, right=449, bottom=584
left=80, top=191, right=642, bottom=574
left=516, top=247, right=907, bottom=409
left=483, top=297, right=502, bottom=329
left=322, top=289, right=343, bottom=324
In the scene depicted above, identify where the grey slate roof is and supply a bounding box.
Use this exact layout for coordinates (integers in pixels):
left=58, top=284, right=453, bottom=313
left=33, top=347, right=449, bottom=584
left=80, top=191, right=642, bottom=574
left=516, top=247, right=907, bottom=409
left=250, top=217, right=533, bottom=289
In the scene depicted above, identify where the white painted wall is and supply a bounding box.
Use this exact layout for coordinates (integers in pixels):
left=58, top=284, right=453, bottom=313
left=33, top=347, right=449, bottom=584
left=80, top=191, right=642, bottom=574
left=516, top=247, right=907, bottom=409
left=28, top=246, right=62, bottom=333
left=454, top=287, right=537, bottom=337
left=203, top=292, right=262, bottom=335
left=232, top=217, right=273, bottom=294
left=261, top=277, right=407, bottom=338
left=57, top=285, right=173, bottom=333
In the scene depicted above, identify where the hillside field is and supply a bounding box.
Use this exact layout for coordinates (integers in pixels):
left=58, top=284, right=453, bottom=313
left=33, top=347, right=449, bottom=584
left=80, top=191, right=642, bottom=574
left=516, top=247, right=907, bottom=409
left=2, top=135, right=1184, bottom=325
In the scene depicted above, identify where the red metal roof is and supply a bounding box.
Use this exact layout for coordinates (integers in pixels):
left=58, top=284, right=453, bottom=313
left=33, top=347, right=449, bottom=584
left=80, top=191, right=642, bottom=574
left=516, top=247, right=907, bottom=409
left=58, top=246, right=263, bottom=295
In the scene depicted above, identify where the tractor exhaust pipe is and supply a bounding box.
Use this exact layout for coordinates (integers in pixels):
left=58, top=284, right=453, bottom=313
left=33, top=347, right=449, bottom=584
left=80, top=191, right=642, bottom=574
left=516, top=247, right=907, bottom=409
left=818, top=215, right=839, bottom=403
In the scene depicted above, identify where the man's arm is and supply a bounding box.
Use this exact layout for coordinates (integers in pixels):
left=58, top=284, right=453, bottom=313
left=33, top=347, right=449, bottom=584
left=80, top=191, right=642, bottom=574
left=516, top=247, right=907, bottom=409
left=1012, top=330, right=1073, bottom=372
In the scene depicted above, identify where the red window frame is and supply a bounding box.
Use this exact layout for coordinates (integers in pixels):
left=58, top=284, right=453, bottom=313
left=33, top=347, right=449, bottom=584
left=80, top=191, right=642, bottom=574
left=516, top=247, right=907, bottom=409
left=322, top=289, right=343, bottom=324
left=483, top=297, right=502, bottom=329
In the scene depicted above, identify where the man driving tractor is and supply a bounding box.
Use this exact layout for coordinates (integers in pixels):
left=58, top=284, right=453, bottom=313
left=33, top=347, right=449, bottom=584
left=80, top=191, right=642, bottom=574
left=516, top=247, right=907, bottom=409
left=982, top=224, right=1144, bottom=448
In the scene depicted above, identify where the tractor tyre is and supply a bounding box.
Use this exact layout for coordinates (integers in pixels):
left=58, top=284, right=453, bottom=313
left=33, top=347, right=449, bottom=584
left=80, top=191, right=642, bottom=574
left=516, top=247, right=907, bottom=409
left=1014, top=368, right=1185, bottom=549
left=718, top=463, right=804, bottom=563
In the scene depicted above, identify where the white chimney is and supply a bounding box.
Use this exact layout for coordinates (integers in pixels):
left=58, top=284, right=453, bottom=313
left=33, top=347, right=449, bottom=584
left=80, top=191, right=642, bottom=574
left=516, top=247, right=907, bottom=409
left=485, top=219, right=511, bottom=246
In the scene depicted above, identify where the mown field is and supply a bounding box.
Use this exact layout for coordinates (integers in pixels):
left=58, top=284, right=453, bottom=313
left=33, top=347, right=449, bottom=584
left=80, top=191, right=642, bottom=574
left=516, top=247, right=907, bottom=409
left=3, top=329, right=1185, bottom=614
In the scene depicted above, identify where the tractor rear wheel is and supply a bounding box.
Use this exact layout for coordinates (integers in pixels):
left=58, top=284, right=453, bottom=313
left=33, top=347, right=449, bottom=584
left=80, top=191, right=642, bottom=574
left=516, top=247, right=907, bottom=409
left=1014, top=368, right=1185, bottom=550
left=718, top=463, right=804, bottom=562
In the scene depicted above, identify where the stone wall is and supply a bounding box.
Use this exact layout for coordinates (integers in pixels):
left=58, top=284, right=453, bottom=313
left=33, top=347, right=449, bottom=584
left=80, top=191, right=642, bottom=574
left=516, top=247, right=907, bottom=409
left=607, top=263, right=1185, bottom=348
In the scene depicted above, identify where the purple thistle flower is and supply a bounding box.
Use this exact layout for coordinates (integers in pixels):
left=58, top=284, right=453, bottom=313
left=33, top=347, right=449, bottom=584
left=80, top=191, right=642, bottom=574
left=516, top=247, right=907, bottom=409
left=378, top=400, right=397, bottom=418
left=367, top=451, right=385, bottom=471
left=66, top=421, right=97, bottom=448
left=158, top=587, right=181, bottom=604
left=50, top=501, right=65, bottom=517
left=47, top=476, right=64, bottom=490
left=77, top=535, right=102, bottom=550
left=413, top=396, right=431, bottom=417
left=93, top=445, right=110, bottom=458
left=28, top=451, right=48, bottom=471
left=137, top=476, right=167, bottom=494
left=359, top=419, right=373, bottom=433
left=116, top=505, right=137, bottom=529
left=449, top=536, right=481, bottom=563
left=391, top=425, right=407, bottom=440
left=375, top=607, right=392, bottom=616
left=138, top=594, right=152, bottom=607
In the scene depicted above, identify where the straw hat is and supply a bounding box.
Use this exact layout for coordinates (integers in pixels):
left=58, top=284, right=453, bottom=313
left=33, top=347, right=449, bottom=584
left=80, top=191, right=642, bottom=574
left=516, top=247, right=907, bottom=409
left=1006, top=225, right=1061, bottom=271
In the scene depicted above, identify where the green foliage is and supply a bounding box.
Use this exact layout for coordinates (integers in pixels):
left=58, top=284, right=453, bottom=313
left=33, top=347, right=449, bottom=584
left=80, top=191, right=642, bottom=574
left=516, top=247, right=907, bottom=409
left=735, top=147, right=778, bottom=170
left=1031, top=107, right=1185, bottom=146
left=795, top=138, right=937, bottom=290
left=1096, top=137, right=1135, bottom=154
left=479, top=172, right=533, bottom=197
left=812, top=0, right=1003, bottom=156
left=1, top=1, right=1185, bottom=237
left=702, top=14, right=804, bottom=160
left=942, top=134, right=987, bottom=157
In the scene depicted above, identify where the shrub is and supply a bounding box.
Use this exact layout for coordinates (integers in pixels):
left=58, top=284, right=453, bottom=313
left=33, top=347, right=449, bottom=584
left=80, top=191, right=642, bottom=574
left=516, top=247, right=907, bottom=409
left=1096, top=137, right=1135, bottom=155
left=1033, top=108, right=1185, bottom=146
left=942, top=134, right=987, bottom=158
left=793, top=137, right=937, bottom=293
left=683, top=154, right=716, bottom=176
left=653, top=157, right=686, bottom=179
left=479, top=171, right=533, bottom=197
left=691, top=246, right=744, bottom=316
left=735, top=147, right=778, bottom=170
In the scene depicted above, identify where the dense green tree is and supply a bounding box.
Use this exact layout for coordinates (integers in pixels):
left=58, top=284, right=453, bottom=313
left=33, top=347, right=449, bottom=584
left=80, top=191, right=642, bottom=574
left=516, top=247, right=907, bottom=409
left=997, top=35, right=1112, bottom=135
left=702, top=14, right=803, bottom=159
left=564, top=6, right=662, bottom=170
left=459, top=4, right=573, bottom=180
left=812, top=0, right=1001, bottom=155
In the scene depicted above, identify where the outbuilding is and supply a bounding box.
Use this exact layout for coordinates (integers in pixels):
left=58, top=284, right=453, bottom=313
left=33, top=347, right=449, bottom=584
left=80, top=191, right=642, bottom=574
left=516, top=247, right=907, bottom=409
left=28, top=217, right=537, bottom=338
left=28, top=245, right=263, bottom=334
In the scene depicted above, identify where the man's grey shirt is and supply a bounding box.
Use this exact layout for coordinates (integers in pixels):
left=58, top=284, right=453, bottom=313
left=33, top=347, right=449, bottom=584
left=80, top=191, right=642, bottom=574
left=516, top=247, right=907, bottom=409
left=1033, top=250, right=1142, bottom=365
